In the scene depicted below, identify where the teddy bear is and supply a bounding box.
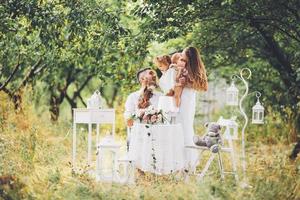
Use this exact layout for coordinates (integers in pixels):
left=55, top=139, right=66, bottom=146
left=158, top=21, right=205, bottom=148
left=193, top=122, right=222, bottom=152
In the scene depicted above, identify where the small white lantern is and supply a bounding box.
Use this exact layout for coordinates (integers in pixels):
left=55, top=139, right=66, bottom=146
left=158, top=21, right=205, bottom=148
left=118, top=155, right=136, bottom=185
left=226, top=81, right=239, bottom=106
left=96, top=135, right=121, bottom=182
left=87, top=90, right=102, bottom=109
left=252, top=95, right=264, bottom=124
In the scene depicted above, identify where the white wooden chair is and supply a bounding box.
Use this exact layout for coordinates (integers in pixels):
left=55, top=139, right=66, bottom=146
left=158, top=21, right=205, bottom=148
left=185, top=121, right=238, bottom=182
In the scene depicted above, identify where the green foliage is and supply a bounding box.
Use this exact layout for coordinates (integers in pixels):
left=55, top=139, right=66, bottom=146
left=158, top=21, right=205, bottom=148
left=133, top=0, right=300, bottom=134
left=0, top=0, right=149, bottom=119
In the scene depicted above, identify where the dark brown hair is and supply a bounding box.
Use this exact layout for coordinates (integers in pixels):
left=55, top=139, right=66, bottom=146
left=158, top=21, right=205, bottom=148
left=154, top=55, right=171, bottom=67
left=136, top=67, right=151, bottom=83
left=183, top=47, right=208, bottom=91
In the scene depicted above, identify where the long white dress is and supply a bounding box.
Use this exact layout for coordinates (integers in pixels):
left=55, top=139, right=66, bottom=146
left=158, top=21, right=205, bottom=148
left=159, top=68, right=198, bottom=169
left=177, top=88, right=198, bottom=169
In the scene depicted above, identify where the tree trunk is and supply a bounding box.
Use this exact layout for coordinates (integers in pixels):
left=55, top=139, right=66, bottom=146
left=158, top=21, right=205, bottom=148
left=250, top=20, right=300, bottom=151
left=250, top=21, right=298, bottom=94
left=65, top=94, right=77, bottom=117
left=12, top=93, right=22, bottom=112
left=290, top=141, right=300, bottom=160
left=49, top=94, right=60, bottom=121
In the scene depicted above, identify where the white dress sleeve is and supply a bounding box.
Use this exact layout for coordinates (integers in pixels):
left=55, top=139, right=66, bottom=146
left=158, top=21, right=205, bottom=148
left=169, top=67, right=177, bottom=89
left=124, top=93, right=136, bottom=120
left=159, top=68, right=177, bottom=94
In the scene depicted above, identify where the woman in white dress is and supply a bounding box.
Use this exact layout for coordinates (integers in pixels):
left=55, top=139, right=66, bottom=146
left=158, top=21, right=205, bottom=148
left=159, top=47, right=208, bottom=169
left=177, top=47, right=208, bottom=169
left=155, top=48, right=208, bottom=169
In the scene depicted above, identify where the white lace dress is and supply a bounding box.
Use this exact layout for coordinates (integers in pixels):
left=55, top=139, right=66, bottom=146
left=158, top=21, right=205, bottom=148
left=159, top=68, right=198, bottom=168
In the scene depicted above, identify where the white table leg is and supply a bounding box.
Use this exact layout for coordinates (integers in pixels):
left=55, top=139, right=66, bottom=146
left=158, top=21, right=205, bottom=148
left=113, top=122, right=115, bottom=137
left=72, top=123, right=77, bottom=168
left=88, top=123, right=92, bottom=166
left=96, top=124, right=100, bottom=146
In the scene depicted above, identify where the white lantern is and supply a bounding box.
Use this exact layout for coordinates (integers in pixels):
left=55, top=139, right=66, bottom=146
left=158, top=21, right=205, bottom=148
left=96, top=135, right=121, bottom=182
left=87, top=90, right=102, bottom=109
left=252, top=97, right=264, bottom=124
left=226, top=82, right=239, bottom=106
left=118, top=155, right=136, bottom=185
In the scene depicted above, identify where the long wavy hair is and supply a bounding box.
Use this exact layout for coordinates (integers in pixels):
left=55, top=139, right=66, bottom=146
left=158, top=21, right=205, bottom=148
left=183, top=47, right=208, bottom=91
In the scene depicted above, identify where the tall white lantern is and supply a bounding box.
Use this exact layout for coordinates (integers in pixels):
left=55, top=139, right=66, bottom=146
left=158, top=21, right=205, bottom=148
left=226, top=81, right=239, bottom=106
left=252, top=96, right=264, bottom=124
left=96, top=135, right=121, bottom=182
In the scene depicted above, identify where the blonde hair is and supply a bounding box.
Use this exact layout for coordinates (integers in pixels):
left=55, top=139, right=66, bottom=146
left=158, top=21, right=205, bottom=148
left=183, top=47, right=208, bottom=91
left=171, top=53, right=181, bottom=64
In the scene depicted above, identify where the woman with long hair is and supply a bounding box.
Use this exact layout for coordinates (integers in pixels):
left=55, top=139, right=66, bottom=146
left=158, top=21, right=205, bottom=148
left=176, top=46, right=208, bottom=169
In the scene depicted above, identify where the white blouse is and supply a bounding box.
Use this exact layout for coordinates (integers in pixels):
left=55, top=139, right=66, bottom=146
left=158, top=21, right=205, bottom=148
left=159, top=67, right=176, bottom=94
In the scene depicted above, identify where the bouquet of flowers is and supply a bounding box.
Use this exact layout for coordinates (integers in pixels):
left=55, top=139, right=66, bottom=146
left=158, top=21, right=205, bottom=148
left=132, top=105, right=166, bottom=124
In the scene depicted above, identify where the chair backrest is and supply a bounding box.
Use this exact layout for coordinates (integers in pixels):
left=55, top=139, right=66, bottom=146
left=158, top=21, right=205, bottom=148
left=217, top=116, right=238, bottom=140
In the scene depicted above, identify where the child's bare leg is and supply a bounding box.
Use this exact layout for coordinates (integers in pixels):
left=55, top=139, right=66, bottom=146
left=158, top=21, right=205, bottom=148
left=174, top=86, right=183, bottom=107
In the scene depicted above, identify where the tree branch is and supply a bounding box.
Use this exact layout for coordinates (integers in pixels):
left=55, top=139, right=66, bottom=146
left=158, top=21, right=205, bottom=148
left=1, top=86, right=13, bottom=98
left=0, top=56, right=21, bottom=90
left=65, top=93, right=76, bottom=107
left=18, top=58, right=42, bottom=89
left=72, top=74, right=94, bottom=100
left=251, top=19, right=300, bottom=43
left=78, top=93, right=87, bottom=107
left=250, top=21, right=295, bottom=76
left=33, top=64, right=47, bottom=75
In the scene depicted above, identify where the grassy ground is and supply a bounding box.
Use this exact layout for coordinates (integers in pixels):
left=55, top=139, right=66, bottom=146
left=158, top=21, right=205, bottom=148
left=0, top=92, right=299, bottom=200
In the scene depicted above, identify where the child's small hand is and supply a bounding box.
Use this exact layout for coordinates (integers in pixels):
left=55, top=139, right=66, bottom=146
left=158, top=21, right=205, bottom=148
left=166, top=89, right=175, bottom=96
left=179, top=77, right=186, bottom=85
left=182, top=69, right=188, bottom=76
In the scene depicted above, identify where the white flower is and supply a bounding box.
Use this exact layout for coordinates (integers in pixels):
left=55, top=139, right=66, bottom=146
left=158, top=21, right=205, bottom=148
left=144, top=109, right=150, bottom=115
left=157, top=114, right=162, bottom=122
left=148, top=105, right=155, bottom=110
left=149, top=109, right=156, bottom=115
left=136, top=109, right=145, bottom=117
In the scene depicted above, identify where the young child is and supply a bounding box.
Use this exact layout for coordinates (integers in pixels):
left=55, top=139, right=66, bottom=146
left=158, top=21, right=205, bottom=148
left=154, top=54, right=189, bottom=107
left=153, top=55, right=175, bottom=96
left=171, top=53, right=189, bottom=107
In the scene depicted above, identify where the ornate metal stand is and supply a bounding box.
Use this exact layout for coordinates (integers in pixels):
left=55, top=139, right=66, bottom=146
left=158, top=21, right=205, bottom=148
left=232, top=68, right=251, bottom=187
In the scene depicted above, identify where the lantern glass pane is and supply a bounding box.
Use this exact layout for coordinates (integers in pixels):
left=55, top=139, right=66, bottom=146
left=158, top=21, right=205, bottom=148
left=101, top=149, right=114, bottom=176
left=259, top=112, right=263, bottom=120
left=253, top=111, right=257, bottom=120
left=118, top=163, right=126, bottom=177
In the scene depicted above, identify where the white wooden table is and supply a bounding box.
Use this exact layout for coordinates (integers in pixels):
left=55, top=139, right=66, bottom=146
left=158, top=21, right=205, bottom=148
left=72, top=108, right=115, bottom=167
left=128, top=123, right=185, bottom=175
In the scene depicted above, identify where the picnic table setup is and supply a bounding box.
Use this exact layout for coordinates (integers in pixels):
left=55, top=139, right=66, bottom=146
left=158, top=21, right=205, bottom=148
left=71, top=68, right=265, bottom=187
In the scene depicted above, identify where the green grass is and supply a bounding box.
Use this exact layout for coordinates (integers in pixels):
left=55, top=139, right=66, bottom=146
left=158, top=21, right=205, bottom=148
left=0, top=92, right=299, bottom=200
